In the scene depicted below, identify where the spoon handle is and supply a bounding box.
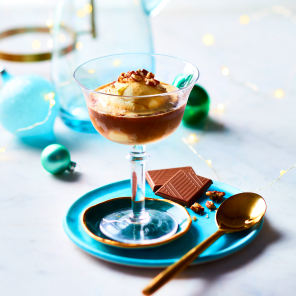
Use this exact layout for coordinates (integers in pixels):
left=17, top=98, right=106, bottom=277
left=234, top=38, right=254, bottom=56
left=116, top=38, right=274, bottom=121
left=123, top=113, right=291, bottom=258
left=142, top=229, right=226, bottom=295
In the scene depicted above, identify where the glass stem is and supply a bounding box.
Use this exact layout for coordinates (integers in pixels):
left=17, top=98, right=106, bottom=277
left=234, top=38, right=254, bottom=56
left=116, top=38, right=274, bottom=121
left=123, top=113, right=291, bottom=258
left=126, top=145, right=149, bottom=222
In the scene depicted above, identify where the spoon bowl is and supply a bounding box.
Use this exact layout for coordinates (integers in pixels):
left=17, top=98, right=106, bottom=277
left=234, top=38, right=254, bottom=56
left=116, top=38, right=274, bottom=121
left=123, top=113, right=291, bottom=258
left=216, top=192, right=267, bottom=232
left=143, top=192, right=267, bottom=295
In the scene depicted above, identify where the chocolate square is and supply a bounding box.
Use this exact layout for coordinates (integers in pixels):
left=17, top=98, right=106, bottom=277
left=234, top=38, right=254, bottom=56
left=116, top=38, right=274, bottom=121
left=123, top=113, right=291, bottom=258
left=155, top=170, right=213, bottom=206
left=146, top=167, right=195, bottom=192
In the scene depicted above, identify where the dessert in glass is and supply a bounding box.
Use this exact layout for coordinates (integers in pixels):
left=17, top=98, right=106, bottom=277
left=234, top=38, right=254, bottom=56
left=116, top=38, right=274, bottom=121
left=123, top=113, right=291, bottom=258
left=74, top=53, right=199, bottom=244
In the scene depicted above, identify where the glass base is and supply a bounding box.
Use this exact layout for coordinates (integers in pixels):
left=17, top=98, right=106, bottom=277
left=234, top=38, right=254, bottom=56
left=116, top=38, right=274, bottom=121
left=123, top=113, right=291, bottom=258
left=100, top=208, right=178, bottom=244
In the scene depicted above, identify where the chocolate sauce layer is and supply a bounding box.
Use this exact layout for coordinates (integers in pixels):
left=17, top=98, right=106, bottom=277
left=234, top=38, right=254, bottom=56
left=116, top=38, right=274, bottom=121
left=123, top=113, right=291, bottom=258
left=88, top=104, right=186, bottom=145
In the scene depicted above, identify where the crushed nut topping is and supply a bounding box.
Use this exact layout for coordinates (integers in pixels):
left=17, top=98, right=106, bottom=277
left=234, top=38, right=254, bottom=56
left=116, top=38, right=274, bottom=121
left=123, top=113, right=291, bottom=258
left=117, top=69, right=166, bottom=91
left=131, top=74, right=142, bottom=81
left=192, top=216, right=197, bottom=221
left=205, top=200, right=216, bottom=210
left=145, top=78, right=157, bottom=86
left=146, top=72, right=155, bottom=79
left=206, top=191, right=225, bottom=202
left=190, top=202, right=204, bottom=214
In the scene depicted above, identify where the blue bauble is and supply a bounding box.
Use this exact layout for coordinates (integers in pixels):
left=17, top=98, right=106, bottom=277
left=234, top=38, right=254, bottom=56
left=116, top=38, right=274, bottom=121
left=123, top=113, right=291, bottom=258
left=0, top=73, right=59, bottom=139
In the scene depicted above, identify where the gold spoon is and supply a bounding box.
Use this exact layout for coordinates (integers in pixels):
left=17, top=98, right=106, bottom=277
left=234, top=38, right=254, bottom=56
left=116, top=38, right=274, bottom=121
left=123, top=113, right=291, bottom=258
left=143, top=192, right=267, bottom=295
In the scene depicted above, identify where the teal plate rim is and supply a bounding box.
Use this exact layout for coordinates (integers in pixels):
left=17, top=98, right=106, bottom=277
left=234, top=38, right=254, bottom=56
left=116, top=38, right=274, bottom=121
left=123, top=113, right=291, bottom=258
left=63, top=179, right=264, bottom=268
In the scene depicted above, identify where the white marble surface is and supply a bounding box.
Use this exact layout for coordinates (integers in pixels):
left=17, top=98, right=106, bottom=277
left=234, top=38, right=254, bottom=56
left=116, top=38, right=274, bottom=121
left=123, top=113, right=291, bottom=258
left=1, top=1, right=296, bottom=295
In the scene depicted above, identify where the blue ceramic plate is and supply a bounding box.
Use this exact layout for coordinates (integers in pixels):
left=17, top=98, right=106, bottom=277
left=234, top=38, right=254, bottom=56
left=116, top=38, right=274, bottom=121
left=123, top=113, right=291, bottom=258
left=63, top=180, right=263, bottom=268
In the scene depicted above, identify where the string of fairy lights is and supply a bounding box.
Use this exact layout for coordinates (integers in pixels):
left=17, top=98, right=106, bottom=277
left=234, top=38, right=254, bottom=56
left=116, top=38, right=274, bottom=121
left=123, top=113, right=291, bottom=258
left=182, top=5, right=296, bottom=192
left=203, top=5, right=296, bottom=101
left=182, top=133, right=296, bottom=192
left=1, top=4, right=295, bottom=191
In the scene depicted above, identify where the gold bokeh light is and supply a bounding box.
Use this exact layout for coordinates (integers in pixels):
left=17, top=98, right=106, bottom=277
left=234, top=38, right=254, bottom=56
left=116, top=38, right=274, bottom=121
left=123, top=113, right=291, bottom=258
left=203, top=35, right=214, bottom=45
left=222, top=68, right=229, bottom=75
left=217, top=103, right=225, bottom=110
left=59, top=34, right=66, bottom=43
left=46, top=19, right=53, bottom=28
left=32, top=40, right=41, bottom=50
left=239, top=15, right=250, bottom=25
left=44, top=92, right=55, bottom=101
left=76, top=42, right=83, bottom=50
left=188, top=134, right=199, bottom=143
left=113, top=59, right=121, bottom=66
left=83, top=4, right=92, bottom=13
left=77, top=9, right=85, bottom=18
left=274, top=89, right=284, bottom=98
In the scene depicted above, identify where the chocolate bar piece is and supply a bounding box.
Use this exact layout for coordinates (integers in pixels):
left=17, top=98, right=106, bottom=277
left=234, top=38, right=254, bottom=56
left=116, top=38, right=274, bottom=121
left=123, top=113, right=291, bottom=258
left=155, top=170, right=213, bottom=206
left=146, top=167, right=194, bottom=192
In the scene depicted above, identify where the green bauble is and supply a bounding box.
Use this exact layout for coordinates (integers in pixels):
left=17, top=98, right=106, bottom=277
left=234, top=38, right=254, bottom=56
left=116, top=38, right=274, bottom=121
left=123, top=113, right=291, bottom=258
left=41, top=144, right=72, bottom=175
left=183, top=84, right=210, bottom=126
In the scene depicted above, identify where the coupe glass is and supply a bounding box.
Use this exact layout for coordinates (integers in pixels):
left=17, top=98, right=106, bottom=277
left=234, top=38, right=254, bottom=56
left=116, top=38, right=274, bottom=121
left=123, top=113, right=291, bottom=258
left=74, top=53, right=199, bottom=244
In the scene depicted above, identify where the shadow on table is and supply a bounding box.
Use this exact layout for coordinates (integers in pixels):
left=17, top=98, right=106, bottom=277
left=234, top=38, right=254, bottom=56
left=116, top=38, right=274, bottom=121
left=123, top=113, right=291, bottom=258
left=53, top=172, right=82, bottom=182
left=92, top=217, right=281, bottom=294
left=18, top=134, right=56, bottom=149
left=15, top=127, right=101, bottom=152
left=177, top=217, right=281, bottom=295
left=183, top=117, right=226, bottom=133
left=203, top=117, right=226, bottom=133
